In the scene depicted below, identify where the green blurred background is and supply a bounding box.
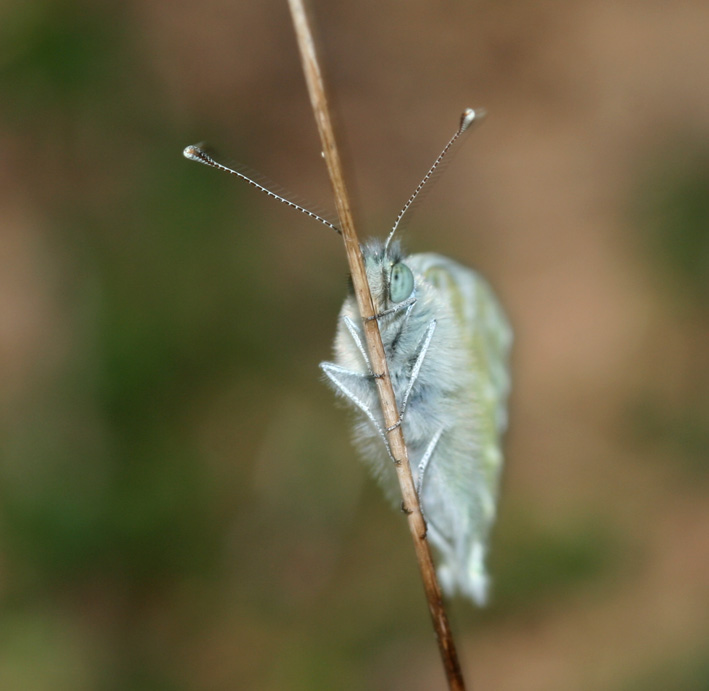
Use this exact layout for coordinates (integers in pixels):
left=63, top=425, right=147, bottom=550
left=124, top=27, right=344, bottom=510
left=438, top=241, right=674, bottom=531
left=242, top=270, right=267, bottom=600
left=1, top=1, right=708, bottom=689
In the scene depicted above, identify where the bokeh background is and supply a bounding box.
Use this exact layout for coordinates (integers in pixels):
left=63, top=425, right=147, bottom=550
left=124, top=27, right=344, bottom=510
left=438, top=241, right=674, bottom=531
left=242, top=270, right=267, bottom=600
left=1, top=0, right=708, bottom=689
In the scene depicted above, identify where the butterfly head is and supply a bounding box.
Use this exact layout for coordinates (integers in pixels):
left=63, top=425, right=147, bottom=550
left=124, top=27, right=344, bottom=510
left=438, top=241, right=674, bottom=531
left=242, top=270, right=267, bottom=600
left=360, top=238, right=416, bottom=316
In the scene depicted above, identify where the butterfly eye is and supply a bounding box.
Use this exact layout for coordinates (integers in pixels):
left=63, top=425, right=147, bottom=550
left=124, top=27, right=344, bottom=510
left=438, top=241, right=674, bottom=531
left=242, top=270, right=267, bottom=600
left=389, top=263, right=414, bottom=303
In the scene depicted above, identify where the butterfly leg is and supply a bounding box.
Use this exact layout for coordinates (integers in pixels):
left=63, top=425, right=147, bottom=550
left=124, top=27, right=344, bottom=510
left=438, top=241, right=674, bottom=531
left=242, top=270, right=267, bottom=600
left=415, top=426, right=444, bottom=500
left=365, top=295, right=417, bottom=322
left=415, top=425, right=444, bottom=533
left=415, top=425, right=459, bottom=587
left=341, top=315, right=373, bottom=373
left=386, top=318, right=437, bottom=432
left=319, top=362, right=395, bottom=461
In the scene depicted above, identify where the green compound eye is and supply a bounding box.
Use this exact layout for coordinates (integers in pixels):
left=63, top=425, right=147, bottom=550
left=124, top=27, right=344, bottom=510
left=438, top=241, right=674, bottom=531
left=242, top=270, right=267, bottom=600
left=389, top=263, right=415, bottom=303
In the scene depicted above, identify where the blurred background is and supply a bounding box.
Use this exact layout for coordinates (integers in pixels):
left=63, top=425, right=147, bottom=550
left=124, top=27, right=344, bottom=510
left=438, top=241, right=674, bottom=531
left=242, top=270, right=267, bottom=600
left=1, top=0, right=708, bottom=689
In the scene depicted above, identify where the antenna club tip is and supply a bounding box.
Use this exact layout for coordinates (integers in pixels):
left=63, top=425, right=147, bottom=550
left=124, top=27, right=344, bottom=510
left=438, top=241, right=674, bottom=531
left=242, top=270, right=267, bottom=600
left=460, top=107, right=486, bottom=131
left=183, top=145, right=200, bottom=160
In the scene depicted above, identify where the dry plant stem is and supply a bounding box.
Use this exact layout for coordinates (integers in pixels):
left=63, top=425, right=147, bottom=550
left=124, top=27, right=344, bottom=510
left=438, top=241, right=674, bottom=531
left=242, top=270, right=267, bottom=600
left=287, top=1, right=467, bottom=689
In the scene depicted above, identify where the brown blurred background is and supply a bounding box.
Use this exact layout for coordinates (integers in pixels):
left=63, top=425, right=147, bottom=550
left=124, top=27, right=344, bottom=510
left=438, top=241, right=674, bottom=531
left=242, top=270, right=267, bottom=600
left=1, top=0, right=708, bottom=689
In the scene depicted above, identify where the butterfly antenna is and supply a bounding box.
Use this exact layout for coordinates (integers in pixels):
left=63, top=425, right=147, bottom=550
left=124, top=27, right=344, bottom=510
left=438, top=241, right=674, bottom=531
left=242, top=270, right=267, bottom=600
left=384, top=107, right=485, bottom=254
left=183, top=144, right=342, bottom=235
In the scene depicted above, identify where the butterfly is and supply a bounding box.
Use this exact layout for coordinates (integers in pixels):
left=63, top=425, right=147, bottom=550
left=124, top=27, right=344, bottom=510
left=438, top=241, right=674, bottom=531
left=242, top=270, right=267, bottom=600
left=184, top=108, right=512, bottom=604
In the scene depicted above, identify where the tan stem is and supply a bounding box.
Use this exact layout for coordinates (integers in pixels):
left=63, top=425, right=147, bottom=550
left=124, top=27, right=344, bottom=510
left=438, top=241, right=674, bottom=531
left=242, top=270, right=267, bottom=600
left=286, top=1, right=467, bottom=688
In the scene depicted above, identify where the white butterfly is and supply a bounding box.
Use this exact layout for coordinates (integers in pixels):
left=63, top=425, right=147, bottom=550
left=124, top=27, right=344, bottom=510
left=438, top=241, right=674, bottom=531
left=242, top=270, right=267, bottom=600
left=184, top=108, right=512, bottom=605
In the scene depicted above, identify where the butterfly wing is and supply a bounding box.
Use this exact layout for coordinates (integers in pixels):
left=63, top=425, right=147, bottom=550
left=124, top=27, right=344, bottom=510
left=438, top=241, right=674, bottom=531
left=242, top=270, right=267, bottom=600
left=413, top=252, right=512, bottom=491
left=407, top=252, right=512, bottom=603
